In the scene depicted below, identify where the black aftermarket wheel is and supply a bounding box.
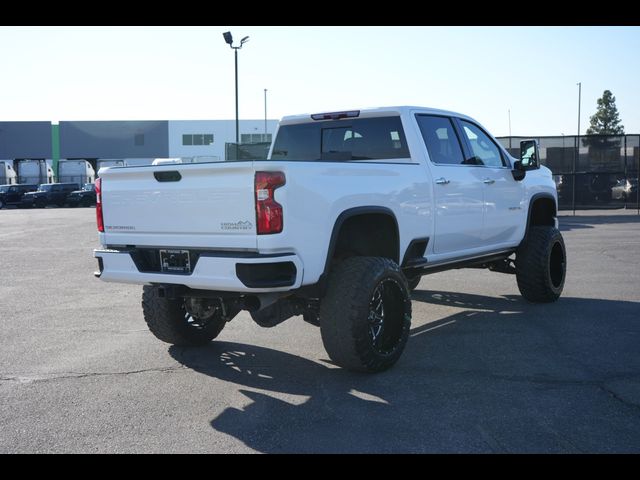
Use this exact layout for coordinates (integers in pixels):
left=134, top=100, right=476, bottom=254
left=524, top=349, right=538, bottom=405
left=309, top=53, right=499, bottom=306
left=516, top=226, right=567, bottom=303
left=141, top=286, right=226, bottom=346
left=320, top=257, right=412, bottom=373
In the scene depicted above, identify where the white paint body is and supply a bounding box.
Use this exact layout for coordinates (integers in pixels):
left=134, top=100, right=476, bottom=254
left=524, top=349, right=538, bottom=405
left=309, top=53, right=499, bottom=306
left=95, top=106, right=557, bottom=293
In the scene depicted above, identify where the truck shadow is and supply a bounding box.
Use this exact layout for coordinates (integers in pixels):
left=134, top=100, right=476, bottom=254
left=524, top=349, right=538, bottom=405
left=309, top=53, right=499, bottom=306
left=169, top=292, right=640, bottom=453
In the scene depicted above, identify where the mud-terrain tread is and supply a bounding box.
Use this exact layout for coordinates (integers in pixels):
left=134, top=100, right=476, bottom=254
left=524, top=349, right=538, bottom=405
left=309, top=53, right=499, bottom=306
left=141, top=285, right=225, bottom=346
left=516, top=226, right=566, bottom=303
left=320, top=256, right=411, bottom=372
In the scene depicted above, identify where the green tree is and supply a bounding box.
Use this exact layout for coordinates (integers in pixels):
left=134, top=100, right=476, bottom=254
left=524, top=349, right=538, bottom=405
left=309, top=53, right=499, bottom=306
left=586, top=90, right=625, bottom=135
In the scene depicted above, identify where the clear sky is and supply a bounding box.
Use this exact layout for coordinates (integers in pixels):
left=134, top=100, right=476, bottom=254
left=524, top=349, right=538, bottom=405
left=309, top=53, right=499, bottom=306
left=1, top=26, right=638, bottom=136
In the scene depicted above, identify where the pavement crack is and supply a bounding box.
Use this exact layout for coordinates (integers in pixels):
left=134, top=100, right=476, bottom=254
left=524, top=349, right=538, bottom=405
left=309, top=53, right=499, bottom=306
left=0, top=365, right=187, bottom=385
left=598, top=385, right=640, bottom=413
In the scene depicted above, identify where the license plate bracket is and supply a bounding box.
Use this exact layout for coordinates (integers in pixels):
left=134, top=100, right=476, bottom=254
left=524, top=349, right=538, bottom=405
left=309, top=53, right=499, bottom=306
left=159, top=249, right=191, bottom=274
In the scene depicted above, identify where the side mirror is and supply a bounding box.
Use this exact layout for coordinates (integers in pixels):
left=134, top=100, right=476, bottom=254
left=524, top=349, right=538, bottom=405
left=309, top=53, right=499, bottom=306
left=519, top=139, right=540, bottom=170
left=512, top=139, right=540, bottom=181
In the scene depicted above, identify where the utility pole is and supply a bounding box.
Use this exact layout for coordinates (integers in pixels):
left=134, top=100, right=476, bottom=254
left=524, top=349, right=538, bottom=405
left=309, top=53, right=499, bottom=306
left=222, top=31, right=249, bottom=159
left=234, top=48, right=238, bottom=145
left=264, top=88, right=268, bottom=137
left=574, top=82, right=581, bottom=216
left=508, top=109, right=512, bottom=137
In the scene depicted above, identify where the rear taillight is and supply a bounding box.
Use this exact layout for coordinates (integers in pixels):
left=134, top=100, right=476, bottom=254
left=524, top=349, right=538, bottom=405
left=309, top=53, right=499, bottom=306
left=255, top=171, right=285, bottom=235
left=95, top=177, right=104, bottom=232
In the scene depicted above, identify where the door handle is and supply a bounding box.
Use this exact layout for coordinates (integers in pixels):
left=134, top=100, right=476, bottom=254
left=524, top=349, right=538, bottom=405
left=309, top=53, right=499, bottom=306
left=435, top=178, right=450, bottom=185
left=483, top=178, right=495, bottom=185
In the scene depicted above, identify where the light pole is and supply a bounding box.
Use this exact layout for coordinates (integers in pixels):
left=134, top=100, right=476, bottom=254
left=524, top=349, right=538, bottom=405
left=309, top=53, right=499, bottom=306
left=577, top=82, right=581, bottom=138
left=574, top=82, right=581, bottom=215
left=264, top=88, right=268, bottom=137
left=223, top=31, right=250, bottom=151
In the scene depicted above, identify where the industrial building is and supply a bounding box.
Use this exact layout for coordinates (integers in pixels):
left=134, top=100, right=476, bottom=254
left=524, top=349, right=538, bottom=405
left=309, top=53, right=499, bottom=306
left=0, top=119, right=278, bottom=180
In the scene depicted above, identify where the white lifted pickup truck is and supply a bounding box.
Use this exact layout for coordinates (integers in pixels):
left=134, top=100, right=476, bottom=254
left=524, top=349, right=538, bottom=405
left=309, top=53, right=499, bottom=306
left=94, top=106, right=566, bottom=373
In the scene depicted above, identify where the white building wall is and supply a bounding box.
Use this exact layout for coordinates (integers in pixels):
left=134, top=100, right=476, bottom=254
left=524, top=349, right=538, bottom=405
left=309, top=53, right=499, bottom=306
left=168, top=120, right=279, bottom=160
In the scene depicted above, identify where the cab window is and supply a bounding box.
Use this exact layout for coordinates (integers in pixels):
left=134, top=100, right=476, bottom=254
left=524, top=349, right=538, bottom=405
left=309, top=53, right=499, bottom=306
left=459, top=120, right=505, bottom=167
left=416, top=115, right=465, bottom=165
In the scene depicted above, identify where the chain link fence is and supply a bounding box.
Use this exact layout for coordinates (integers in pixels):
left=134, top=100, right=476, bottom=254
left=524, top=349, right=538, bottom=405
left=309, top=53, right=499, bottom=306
left=497, top=135, right=639, bottom=212
left=225, top=136, right=639, bottom=212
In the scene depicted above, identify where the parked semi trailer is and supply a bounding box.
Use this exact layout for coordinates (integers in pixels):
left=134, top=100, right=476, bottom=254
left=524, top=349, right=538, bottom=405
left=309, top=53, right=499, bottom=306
left=17, top=160, right=53, bottom=185
left=0, top=161, right=17, bottom=185
left=58, top=160, right=96, bottom=186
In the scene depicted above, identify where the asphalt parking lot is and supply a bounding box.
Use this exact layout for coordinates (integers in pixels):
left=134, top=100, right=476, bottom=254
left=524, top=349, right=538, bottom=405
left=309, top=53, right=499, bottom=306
left=1, top=208, right=639, bottom=453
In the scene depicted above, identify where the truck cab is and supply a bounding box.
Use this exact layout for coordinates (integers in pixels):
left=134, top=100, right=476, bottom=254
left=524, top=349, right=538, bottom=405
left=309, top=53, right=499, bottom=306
left=0, top=161, right=17, bottom=185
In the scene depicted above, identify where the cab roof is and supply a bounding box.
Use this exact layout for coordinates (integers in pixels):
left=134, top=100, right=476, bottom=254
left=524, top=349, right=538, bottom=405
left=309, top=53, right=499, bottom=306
left=279, top=106, right=479, bottom=126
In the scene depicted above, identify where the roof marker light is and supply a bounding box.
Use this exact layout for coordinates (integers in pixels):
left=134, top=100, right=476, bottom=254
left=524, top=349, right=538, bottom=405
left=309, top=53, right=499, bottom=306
left=311, top=110, right=360, bottom=121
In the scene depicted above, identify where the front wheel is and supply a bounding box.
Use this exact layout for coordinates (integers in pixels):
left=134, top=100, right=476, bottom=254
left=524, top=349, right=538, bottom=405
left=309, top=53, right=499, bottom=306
left=516, top=226, right=566, bottom=303
left=141, top=286, right=227, bottom=346
left=320, top=257, right=411, bottom=373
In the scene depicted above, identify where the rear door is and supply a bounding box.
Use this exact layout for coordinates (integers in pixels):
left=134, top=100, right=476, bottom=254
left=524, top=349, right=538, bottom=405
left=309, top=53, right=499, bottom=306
left=51, top=184, right=64, bottom=203
left=416, top=114, right=484, bottom=254
left=7, top=186, right=19, bottom=203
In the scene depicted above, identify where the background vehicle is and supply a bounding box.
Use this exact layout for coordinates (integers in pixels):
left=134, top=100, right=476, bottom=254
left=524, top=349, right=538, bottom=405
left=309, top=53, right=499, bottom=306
left=16, top=160, right=54, bottom=185
left=0, top=184, right=37, bottom=209
left=94, top=106, right=566, bottom=373
left=0, top=161, right=17, bottom=185
left=66, top=183, right=96, bottom=207
left=122, top=158, right=155, bottom=167
left=97, top=159, right=125, bottom=172
left=611, top=178, right=638, bottom=202
left=22, top=182, right=80, bottom=208
left=151, top=158, right=183, bottom=166
left=58, top=160, right=95, bottom=185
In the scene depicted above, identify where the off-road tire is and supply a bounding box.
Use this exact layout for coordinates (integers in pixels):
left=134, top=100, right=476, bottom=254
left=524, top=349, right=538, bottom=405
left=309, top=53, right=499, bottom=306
left=320, top=256, right=411, bottom=373
left=141, top=285, right=226, bottom=346
left=0, top=199, right=4, bottom=209
left=516, top=226, right=566, bottom=303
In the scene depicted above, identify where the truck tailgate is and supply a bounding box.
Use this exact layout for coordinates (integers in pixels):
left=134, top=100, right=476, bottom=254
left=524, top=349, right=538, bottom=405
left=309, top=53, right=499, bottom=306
left=99, top=162, right=257, bottom=250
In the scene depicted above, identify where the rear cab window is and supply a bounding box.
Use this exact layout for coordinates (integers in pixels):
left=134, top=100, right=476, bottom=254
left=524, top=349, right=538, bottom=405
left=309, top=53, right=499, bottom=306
left=270, top=116, right=410, bottom=161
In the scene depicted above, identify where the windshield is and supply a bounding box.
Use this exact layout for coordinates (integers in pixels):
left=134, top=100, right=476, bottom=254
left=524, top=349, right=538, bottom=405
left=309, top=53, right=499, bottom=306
left=83, top=184, right=95, bottom=191
left=0, top=186, right=9, bottom=193
left=38, top=185, right=53, bottom=192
